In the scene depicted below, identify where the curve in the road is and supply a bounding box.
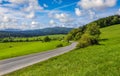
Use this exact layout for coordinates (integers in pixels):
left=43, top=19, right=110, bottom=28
left=0, top=42, right=77, bottom=76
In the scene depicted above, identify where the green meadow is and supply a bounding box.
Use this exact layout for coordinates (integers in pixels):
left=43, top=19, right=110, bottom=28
left=5, top=24, right=120, bottom=76
left=0, top=35, right=68, bottom=60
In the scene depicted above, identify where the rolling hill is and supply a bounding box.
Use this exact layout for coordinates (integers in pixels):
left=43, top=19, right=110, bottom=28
left=0, top=27, right=73, bottom=38
left=5, top=24, right=120, bottom=76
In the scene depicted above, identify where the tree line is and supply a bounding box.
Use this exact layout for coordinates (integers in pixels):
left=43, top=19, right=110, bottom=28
left=0, top=36, right=64, bottom=43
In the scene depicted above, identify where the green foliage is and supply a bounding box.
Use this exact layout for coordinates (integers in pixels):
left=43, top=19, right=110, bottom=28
left=88, top=15, right=120, bottom=28
left=65, top=27, right=84, bottom=41
left=43, top=36, right=51, bottom=42
left=77, top=34, right=93, bottom=48
left=85, top=23, right=101, bottom=39
left=0, top=41, right=69, bottom=60
left=64, top=34, right=72, bottom=42
left=56, top=44, right=63, bottom=48
left=77, top=23, right=100, bottom=48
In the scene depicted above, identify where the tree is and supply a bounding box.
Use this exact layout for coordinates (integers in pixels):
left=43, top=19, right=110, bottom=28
left=77, top=23, right=101, bottom=48
left=65, top=34, right=72, bottom=43
left=65, top=27, right=84, bottom=41
left=86, top=23, right=101, bottom=40
left=77, top=34, right=93, bottom=48
left=43, top=36, right=51, bottom=42
left=26, top=38, right=29, bottom=42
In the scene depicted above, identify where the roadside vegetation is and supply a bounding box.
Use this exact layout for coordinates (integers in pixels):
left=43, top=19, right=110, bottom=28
left=5, top=24, right=120, bottom=76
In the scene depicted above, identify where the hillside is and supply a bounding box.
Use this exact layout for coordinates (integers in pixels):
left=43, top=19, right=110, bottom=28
left=66, top=15, right=120, bottom=41
left=0, top=27, right=73, bottom=38
left=86, top=15, right=120, bottom=28
left=6, top=24, right=120, bottom=76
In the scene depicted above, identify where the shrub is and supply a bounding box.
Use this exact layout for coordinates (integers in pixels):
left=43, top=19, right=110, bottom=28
left=43, top=36, right=51, bottom=42
left=56, top=44, right=63, bottom=48
left=77, top=34, right=92, bottom=48
left=77, top=33, right=99, bottom=49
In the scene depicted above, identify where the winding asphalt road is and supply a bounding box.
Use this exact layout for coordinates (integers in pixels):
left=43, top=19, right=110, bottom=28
left=0, top=42, right=77, bottom=76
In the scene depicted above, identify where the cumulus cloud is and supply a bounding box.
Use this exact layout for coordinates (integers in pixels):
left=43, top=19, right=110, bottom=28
left=78, top=0, right=117, bottom=9
left=31, top=21, right=38, bottom=25
left=88, top=10, right=98, bottom=19
left=26, top=12, right=35, bottom=19
left=0, top=0, right=44, bottom=29
left=3, top=16, right=11, bottom=22
left=49, top=20, right=56, bottom=25
left=117, top=8, right=120, bottom=15
left=52, top=13, right=74, bottom=23
left=75, top=8, right=82, bottom=16
left=8, top=0, right=27, bottom=4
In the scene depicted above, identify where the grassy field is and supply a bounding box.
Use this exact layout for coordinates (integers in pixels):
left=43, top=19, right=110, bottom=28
left=0, top=40, right=69, bottom=60
left=5, top=24, right=120, bottom=76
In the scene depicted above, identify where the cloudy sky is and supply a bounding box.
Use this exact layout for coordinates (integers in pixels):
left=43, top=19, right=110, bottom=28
left=0, top=0, right=120, bottom=30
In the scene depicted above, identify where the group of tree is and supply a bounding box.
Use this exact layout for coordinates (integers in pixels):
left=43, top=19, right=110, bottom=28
left=65, top=15, right=120, bottom=48
left=76, top=23, right=101, bottom=48
left=0, top=37, right=42, bottom=43
left=88, top=15, right=120, bottom=28
left=0, top=36, right=53, bottom=43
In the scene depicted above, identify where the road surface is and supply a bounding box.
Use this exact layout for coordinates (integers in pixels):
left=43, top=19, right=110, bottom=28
left=0, top=42, right=77, bottom=76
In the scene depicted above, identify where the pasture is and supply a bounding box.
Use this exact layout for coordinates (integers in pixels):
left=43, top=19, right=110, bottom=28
left=5, top=24, right=120, bottom=76
left=0, top=35, right=68, bottom=60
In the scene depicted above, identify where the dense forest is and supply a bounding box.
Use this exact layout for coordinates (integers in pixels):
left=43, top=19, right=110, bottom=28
left=0, top=27, right=73, bottom=38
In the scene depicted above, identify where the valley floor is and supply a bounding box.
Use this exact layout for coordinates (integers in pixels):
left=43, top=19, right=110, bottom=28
left=0, top=40, right=69, bottom=60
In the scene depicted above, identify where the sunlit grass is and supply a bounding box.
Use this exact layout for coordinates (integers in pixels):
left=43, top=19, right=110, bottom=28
left=5, top=24, right=120, bottom=76
left=0, top=40, right=69, bottom=60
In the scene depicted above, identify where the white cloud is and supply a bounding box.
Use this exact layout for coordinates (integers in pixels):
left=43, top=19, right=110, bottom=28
left=88, top=10, right=97, bottom=19
left=49, top=20, right=56, bottom=25
left=117, top=8, right=120, bottom=15
left=0, top=0, right=44, bottom=30
left=78, top=0, right=117, bottom=9
left=43, top=4, right=48, bottom=8
left=26, top=12, right=35, bottom=19
left=31, top=21, right=38, bottom=25
left=75, top=8, right=82, bottom=16
left=53, top=13, right=74, bottom=23
left=3, top=16, right=11, bottom=22
left=8, top=0, right=27, bottom=4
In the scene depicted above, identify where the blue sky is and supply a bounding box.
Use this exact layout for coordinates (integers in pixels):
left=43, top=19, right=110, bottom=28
left=0, top=0, right=120, bottom=30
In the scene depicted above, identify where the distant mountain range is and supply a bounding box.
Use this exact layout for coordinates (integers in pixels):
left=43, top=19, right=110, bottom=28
left=0, top=27, right=73, bottom=38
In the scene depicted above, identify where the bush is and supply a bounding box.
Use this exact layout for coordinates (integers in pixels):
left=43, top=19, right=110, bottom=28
left=43, top=36, right=51, bottom=42
left=76, top=34, right=99, bottom=48
left=56, top=44, right=63, bottom=48
left=76, top=34, right=92, bottom=48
